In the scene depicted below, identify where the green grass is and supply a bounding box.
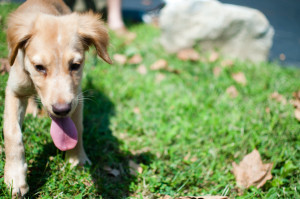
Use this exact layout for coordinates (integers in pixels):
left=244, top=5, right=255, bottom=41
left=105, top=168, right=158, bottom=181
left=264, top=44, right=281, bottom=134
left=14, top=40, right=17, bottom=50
left=0, top=3, right=300, bottom=198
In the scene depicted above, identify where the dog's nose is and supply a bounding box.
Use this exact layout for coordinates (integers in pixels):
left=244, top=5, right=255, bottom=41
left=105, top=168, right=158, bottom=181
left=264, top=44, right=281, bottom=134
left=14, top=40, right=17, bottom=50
left=52, top=103, right=72, bottom=116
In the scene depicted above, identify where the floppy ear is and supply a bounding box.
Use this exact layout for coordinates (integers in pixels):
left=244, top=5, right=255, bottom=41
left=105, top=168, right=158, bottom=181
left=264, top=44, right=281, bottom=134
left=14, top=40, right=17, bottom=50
left=6, top=13, right=33, bottom=66
left=78, top=11, right=112, bottom=64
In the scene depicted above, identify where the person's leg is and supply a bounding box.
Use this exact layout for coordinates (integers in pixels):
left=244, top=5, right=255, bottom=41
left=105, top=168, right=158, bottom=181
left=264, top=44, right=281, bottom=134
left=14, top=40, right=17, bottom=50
left=107, top=0, right=125, bottom=30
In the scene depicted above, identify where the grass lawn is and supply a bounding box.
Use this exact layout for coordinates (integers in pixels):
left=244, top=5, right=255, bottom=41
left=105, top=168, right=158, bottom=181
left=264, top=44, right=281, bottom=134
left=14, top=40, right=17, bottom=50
left=0, top=3, right=299, bottom=199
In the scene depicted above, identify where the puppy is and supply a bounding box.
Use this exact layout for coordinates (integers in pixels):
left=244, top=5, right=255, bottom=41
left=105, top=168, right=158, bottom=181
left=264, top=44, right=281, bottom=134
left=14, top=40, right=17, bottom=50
left=3, top=0, right=112, bottom=197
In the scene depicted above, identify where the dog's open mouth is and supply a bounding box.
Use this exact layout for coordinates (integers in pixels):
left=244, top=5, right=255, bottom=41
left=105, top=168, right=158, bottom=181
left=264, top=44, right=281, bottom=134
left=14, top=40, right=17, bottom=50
left=50, top=116, right=78, bottom=151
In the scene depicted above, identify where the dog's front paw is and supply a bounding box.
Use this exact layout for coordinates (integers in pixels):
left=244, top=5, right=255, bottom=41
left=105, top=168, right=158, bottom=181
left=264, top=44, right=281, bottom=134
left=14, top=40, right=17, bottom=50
left=66, top=151, right=91, bottom=167
left=5, top=175, right=29, bottom=198
left=4, top=163, right=29, bottom=198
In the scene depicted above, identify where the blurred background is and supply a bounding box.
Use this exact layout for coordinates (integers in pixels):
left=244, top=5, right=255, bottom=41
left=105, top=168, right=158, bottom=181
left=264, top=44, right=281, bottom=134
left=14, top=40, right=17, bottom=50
left=1, top=0, right=299, bottom=66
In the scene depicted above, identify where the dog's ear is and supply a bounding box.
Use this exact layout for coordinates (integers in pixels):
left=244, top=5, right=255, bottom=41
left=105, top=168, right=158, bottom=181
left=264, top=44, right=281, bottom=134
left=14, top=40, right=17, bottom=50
left=6, top=13, right=33, bottom=66
left=78, top=11, right=112, bottom=64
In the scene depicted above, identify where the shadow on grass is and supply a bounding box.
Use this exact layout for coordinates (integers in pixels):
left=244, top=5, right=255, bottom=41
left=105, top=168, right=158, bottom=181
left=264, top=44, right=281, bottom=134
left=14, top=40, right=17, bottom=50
left=26, top=143, right=57, bottom=198
left=26, top=77, right=154, bottom=198
left=83, top=77, right=155, bottom=197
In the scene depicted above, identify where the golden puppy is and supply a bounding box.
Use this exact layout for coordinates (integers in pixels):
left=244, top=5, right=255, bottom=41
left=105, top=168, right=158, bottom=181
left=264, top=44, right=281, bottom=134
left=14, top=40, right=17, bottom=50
left=3, top=0, right=111, bottom=197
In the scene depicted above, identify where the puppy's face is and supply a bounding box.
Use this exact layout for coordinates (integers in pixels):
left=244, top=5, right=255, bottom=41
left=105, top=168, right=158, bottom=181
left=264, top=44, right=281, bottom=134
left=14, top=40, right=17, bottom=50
left=7, top=12, right=112, bottom=117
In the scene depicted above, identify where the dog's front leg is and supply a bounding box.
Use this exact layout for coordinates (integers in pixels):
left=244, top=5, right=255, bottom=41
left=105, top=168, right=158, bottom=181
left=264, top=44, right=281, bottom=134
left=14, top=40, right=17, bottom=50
left=66, top=102, right=91, bottom=167
left=3, top=86, right=29, bottom=197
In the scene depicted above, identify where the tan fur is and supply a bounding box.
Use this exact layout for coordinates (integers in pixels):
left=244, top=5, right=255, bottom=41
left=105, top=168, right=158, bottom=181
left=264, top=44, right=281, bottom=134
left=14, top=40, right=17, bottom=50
left=3, top=0, right=111, bottom=197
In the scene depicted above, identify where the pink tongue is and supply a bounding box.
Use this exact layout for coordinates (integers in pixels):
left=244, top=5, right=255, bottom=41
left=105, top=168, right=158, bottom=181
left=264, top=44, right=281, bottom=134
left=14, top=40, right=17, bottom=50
left=50, top=117, right=78, bottom=151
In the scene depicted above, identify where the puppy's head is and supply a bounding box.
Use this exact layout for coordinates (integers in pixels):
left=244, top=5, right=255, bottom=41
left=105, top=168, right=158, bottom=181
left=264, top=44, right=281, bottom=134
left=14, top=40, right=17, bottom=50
left=7, top=11, right=111, bottom=117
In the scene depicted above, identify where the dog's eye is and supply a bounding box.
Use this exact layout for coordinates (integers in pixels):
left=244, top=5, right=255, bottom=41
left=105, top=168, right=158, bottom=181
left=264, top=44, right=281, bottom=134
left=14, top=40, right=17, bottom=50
left=69, top=63, right=81, bottom=71
left=35, top=65, right=46, bottom=74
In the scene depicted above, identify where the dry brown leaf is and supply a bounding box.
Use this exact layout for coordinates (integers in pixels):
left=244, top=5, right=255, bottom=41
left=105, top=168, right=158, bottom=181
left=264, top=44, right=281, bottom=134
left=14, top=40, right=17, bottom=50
left=110, top=169, right=120, bottom=177
left=114, top=29, right=136, bottom=44
left=190, top=156, right=198, bottom=162
left=265, top=107, right=270, bottom=113
left=213, top=67, right=222, bottom=77
left=0, top=58, right=10, bottom=75
left=177, top=48, right=200, bottom=61
left=294, top=109, right=300, bottom=121
left=113, top=54, right=127, bottom=65
left=128, top=54, right=143, bottom=64
left=82, top=179, right=93, bottom=187
left=279, top=53, right=286, bottom=61
left=178, top=196, right=228, bottom=199
left=150, top=59, right=168, bottom=70
left=163, top=195, right=172, bottom=199
left=293, top=90, right=300, bottom=99
left=137, top=64, right=147, bottom=75
left=232, top=149, right=273, bottom=189
left=133, top=107, right=140, bottom=114
left=221, top=59, right=234, bottom=68
left=129, top=160, right=143, bottom=176
left=292, top=91, right=300, bottom=121
left=155, top=73, right=166, bottom=83
left=270, top=92, right=287, bottom=104
left=209, top=51, right=219, bottom=62
left=131, top=147, right=151, bottom=155
left=150, top=59, right=180, bottom=74
left=183, top=152, right=191, bottom=161
left=226, top=85, right=239, bottom=98
left=103, top=166, right=120, bottom=177
left=291, top=99, right=300, bottom=108
left=232, top=72, right=247, bottom=85
left=292, top=91, right=300, bottom=108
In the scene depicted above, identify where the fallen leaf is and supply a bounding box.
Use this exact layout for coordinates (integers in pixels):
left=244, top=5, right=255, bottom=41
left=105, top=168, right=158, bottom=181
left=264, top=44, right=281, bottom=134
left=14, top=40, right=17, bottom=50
left=82, top=179, right=93, bottom=187
left=131, top=147, right=151, bottom=155
left=128, top=54, right=143, bottom=64
left=114, top=29, right=136, bottom=44
left=150, top=59, right=168, bottom=70
left=163, top=195, right=172, bottom=199
left=279, top=53, right=286, bottom=61
left=177, top=48, right=200, bottom=61
left=294, top=109, right=300, bottom=121
left=113, top=54, right=127, bottom=65
left=292, top=91, right=300, bottom=121
left=103, top=166, right=120, bottom=177
left=213, top=67, right=222, bottom=77
left=155, top=73, right=166, bottom=83
left=0, top=58, right=10, bottom=75
left=190, top=156, right=198, bottom=162
left=221, top=59, right=234, bottom=68
left=110, top=169, right=120, bottom=177
left=232, top=72, right=247, bottom=85
left=183, top=152, right=191, bottom=161
left=232, top=149, right=273, bottom=190
left=133, top=107, right=140, bottom=114
left=226, top=85, right=239, bottom=98
left=292, top=91, right=300, bottom=108
left=209, top=51, right=219, bottom=62
left=178, top=196, right=228, bottom=199
left=293, top=90, right=300, bottom=99
left=270, top=92, right=287, bottom=104
left=129, top=160, right=143, bottom=176
left=150, top=59, right=180, bottom=74
left=265, top=107, right=270, bottom=113
left=137, top=64, right=147, bottom=75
